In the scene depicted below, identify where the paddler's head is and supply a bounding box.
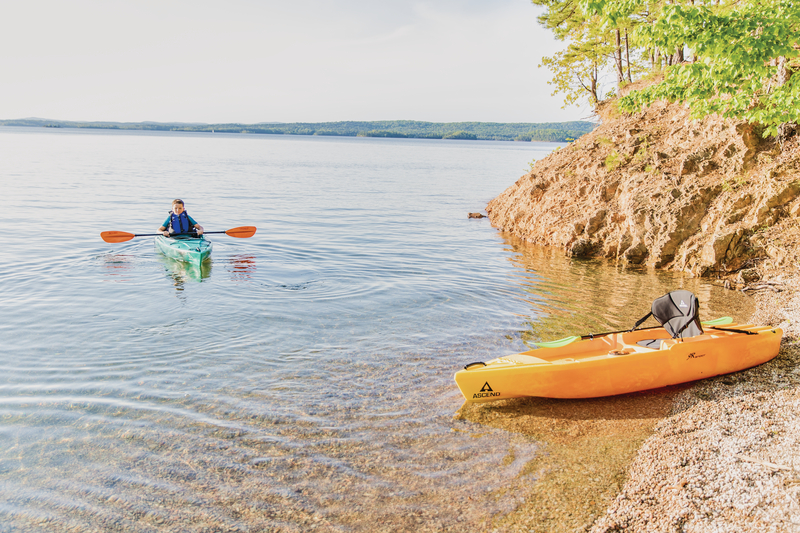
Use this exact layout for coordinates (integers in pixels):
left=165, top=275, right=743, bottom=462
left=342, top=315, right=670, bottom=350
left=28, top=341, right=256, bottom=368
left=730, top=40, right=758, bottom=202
left=171, top=199, right=185, bottom=215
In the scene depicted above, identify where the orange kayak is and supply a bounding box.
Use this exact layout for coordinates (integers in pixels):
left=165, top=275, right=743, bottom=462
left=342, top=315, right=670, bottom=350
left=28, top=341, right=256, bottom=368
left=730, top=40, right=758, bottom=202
left=454, top=324, right=782, bottom=402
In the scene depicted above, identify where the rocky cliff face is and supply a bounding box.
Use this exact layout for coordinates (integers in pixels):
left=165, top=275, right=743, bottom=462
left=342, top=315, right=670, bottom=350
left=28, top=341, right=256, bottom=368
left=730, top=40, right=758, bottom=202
left=487, top=94, right=800, bottom=286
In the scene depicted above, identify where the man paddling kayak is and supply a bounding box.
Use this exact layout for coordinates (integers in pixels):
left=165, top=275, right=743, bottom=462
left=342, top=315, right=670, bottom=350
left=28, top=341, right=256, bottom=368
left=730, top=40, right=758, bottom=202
left=158, top=199, right=204, bottom=236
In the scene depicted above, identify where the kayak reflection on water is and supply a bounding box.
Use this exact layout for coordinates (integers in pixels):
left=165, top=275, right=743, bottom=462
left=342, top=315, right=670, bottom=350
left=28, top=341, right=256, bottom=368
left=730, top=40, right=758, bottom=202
left=158, top=255, right=212, bottom=290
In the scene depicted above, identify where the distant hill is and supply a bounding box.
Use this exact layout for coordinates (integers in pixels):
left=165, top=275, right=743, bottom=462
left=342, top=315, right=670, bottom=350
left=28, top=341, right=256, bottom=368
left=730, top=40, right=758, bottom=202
left=0, top=118, right=597, bottom=142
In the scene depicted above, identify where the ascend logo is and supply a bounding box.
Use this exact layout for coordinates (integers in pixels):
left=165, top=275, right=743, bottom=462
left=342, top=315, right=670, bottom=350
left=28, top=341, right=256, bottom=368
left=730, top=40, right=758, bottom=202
left=687, top=352, right=706, bottom=359
left=473, top=381, right=500, bottom=399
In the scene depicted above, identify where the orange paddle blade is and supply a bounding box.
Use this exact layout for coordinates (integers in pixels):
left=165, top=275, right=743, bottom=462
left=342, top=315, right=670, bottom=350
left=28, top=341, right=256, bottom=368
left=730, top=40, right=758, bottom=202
left=225, top=226, right=257, bottom=238
left=101, top=231, right=136, bottom=243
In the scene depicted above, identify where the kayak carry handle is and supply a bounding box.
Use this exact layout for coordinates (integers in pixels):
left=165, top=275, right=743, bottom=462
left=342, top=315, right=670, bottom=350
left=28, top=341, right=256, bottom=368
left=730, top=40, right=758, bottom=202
left=464, top=362, right=487, bottom=370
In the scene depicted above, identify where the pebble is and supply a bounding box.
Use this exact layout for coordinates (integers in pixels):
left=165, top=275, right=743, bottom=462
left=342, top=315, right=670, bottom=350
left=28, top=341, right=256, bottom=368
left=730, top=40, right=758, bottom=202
left=591, top=283, right=800, bottom=532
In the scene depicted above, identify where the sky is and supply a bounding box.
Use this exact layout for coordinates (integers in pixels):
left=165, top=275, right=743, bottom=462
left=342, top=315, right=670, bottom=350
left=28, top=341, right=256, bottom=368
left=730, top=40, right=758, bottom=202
left=0, top=0, right=594, bottom=124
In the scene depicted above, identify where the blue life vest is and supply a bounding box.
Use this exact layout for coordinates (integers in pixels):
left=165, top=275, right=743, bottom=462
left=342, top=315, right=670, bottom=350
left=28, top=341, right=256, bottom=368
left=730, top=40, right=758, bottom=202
left=170, top=211, right=192, bottom=234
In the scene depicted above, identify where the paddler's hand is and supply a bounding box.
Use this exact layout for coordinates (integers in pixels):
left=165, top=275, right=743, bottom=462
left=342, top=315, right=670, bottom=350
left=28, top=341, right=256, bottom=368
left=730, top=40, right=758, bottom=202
left=195, top=226, right=204, bottom=235
left=162, top=230, right=171, bottom=237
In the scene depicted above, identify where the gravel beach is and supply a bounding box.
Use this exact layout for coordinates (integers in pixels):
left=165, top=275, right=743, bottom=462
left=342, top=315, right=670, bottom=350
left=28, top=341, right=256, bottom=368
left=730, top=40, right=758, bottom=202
left=459, top=281, right=799, bottom=532
left=591, top=283, right=800, bottom=532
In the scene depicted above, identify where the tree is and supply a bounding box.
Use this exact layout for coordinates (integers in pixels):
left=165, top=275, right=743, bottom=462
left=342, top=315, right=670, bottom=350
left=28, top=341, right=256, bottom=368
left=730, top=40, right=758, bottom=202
left=540, top=28, right=609, bottom=107
left=583, top=0, right=800, bottom=138
left=534, top=0, right=649, bottom=109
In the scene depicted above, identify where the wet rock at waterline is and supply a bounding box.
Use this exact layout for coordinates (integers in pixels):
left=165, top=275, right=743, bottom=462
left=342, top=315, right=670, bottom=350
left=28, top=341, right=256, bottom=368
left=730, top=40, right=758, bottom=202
left=487, top=88, right=800, bottom=285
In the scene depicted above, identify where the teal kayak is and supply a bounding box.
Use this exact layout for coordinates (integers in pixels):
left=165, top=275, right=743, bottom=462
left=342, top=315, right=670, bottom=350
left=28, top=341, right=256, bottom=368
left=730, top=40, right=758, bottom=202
left=154, top=235, right=212, bottom=264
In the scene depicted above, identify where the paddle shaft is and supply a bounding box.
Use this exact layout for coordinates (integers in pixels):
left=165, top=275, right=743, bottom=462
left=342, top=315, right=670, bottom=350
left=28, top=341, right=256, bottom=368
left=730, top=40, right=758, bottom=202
left=101, top=226, right=256, bottom=243
left=132, top=231, right=216, bottom=237
left=531, top=316, right=739, bottom=349
left=580, top=323, right=752, bottom=341
left=580, top=324, right=663, bottom=340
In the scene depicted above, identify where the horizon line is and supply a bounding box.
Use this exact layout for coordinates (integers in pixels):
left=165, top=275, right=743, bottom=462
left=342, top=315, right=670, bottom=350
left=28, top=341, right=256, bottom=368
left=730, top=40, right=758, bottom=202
left=2, top=117, right=599, bottom=126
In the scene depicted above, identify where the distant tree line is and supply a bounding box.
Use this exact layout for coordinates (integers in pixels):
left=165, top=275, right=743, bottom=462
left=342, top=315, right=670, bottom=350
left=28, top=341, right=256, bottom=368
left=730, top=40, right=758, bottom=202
left=0, top=118, right=597, bottom=143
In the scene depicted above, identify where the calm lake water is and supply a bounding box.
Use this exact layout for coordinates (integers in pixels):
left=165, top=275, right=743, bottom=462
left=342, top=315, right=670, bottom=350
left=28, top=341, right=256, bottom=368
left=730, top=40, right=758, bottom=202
left=0, top=127, right=753, bottom=532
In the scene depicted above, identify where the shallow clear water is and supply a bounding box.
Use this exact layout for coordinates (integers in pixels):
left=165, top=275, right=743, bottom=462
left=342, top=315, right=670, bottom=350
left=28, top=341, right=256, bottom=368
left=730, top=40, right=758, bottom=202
left=0, top=127, right=753, bottom=531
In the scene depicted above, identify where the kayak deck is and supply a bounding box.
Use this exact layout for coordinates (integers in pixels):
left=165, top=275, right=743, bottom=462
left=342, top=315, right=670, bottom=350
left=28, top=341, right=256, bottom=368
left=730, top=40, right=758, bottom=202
left=154, top=235, right=212, bottom=264
left=455, top=324, right=783, bottom=402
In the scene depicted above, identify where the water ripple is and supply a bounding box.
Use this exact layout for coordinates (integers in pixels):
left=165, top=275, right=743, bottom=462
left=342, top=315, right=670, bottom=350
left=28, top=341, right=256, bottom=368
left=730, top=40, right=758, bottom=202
left=0, top=129, right=753, bottom=531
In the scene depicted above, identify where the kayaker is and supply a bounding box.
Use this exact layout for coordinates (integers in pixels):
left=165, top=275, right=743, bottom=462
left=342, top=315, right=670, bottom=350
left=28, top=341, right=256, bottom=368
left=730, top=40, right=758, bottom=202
left=158, top=199, right=204, bottom=237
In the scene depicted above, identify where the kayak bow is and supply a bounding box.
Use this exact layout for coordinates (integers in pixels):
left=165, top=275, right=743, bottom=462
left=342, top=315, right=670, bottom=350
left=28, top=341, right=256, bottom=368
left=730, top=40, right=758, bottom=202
left=154, top=235, right=212, bottom=264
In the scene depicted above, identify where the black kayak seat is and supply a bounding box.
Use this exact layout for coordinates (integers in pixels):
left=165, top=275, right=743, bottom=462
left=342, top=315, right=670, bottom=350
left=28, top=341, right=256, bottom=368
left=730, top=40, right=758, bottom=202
left=634, top=290, right=704, bottom=349
left=637, top=337, right=669, bottom=349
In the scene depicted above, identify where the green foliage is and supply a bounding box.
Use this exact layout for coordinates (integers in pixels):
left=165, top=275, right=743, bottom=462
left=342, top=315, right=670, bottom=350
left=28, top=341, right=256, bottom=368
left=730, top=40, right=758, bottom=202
left=442, top=131, right=478, bottom=140
left=632, top=141, right=649, bottom=164
left=358, top=130, right=409, bottom=138
left=531, top=0, right=800, bottom=138
left=722, top=174, right=749, bottom=192
left=514, top=128, right=588, bottom=142
left=586, top=0, right=800, bottom=137
left=0, top=118, right=597, bottom=143
left=580, top=0, right=654, bottom=27
left=604, top=150, right=623, bottom=170
left=540, top=33, right=608, bottom=108
left=534, top=0, right=650, bottom=109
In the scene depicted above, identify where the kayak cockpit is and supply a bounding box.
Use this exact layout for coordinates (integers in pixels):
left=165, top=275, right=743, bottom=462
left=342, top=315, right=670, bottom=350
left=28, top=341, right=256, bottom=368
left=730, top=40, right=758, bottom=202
left=510, top=324, right=768, bottom=366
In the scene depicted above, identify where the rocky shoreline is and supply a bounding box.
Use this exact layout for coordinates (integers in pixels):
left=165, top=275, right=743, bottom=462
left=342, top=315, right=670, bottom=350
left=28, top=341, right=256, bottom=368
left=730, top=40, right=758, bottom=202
left=486, top=92, right=800, bottom=287
left=457, top=269, right=799, bottom=533
left=589, top=285, right=800, bottom=532
left=472, top=94, right=800, bottom=531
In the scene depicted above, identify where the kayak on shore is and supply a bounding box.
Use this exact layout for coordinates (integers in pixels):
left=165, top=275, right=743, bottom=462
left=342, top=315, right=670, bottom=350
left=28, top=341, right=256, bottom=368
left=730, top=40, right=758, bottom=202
left=455, top=290, right=783, bottom=402
left=154, top=234, right=212, bottom=264
left=455, top=323, right=782, bottom=402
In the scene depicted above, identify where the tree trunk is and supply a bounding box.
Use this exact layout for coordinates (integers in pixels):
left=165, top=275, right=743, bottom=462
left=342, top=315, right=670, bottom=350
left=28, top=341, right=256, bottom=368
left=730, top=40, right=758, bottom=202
left=777, top=56, right=795, bottom=146
left=625, top=29, right=632, bottom=83
left=614, top=29, right=624, bottom=86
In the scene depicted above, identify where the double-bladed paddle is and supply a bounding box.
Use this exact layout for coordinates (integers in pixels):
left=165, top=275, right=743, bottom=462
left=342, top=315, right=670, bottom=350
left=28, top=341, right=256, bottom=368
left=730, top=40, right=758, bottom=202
left=100, top=226, right=257, bottom=243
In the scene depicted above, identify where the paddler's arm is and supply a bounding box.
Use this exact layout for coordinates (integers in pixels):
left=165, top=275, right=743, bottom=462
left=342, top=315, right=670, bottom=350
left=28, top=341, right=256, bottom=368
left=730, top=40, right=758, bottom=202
left=187, top=214, right=203, bottom=235
left=159, top=216, right=171, bottom=237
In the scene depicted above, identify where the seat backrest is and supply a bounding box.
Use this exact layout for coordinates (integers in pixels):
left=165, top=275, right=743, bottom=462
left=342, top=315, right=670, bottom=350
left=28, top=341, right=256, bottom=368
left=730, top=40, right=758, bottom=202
left=650, top=290, right=703, bottom=339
